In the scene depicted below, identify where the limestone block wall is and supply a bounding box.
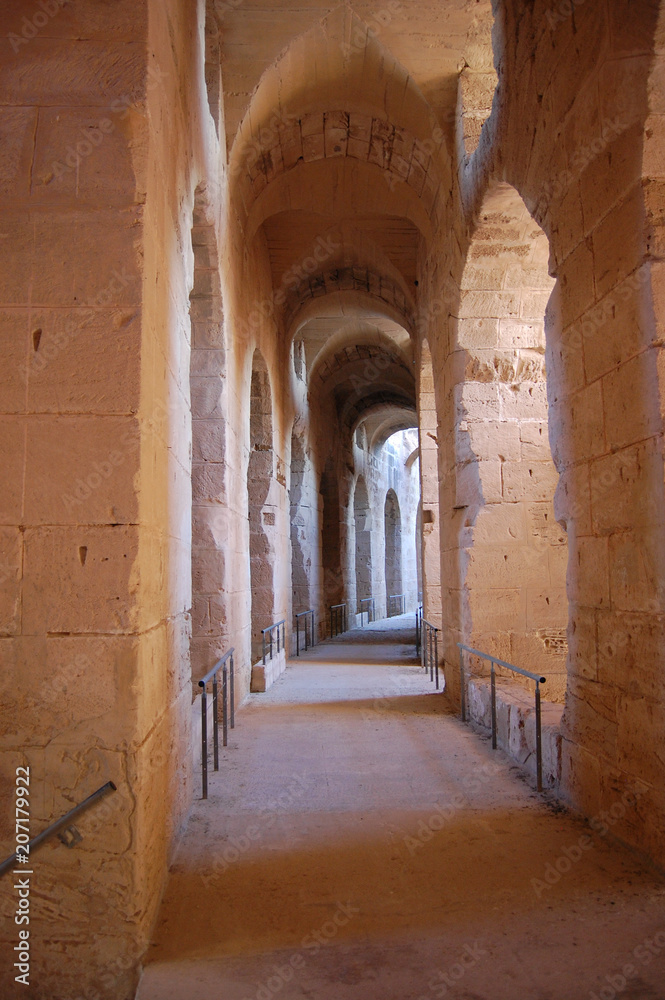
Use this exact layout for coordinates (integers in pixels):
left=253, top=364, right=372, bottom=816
left=2, top=10, right=665, bottom=996
left=224, top=195, right=294, bottom=703
left=450, top=183, right=568, bottom=701
left=0, top=0, right=213, bottom=995
left=189, top=185, right=228, bottom=690
left=420, top=0, right=665, bottom=864
left=418, top=339, right=442, bottom=626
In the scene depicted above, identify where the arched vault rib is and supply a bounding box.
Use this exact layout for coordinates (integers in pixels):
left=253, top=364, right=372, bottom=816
left=262, top=215, right=420, bottom=303
left=311, top=337, right=416, bottom=436
left=247, top=158, right=434, bottom=246
left=288, top=291, right=415, bottom=349
left=363, top=406, right=418, bottom=450
left=302, top=318, right=412, bottom=378
left=284, top=267, right=415, bottom=333
left=229, top=6, right=449, bottom=171
left=221, top=2, right=495, bottom=155
left=236, top=110, right=446, bottom=228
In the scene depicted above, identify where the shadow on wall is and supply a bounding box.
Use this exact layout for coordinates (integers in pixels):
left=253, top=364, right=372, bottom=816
left=248, top=350, right=276, bottom=662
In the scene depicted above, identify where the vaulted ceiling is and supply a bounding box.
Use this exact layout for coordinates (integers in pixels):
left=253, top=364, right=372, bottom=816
left=217, top=0, right=496, bottom=153
left=217, top=0, right=496, bottom=437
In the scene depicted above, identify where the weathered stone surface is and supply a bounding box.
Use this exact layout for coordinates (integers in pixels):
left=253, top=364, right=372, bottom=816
left=3, top=1, right=665, bottom=995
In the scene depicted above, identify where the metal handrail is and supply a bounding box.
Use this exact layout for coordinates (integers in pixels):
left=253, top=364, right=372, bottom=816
left=262, top=620, right=286, bottom=664
left=330, top=603, right=347, bottom=638
left=415, top=603, right=423, bottom=654
left=295, top=610, right=315, bottom=655
left=0, top=781, right=117, bottom=878
left=422, top=619, right=440, bottom=689
left=359, top=597, right=375, bottom=626
left=198, top=649, right=235, bottom=800
left=457, top=642, right=546, bottom=792
left=388, top=593, right=406, bottom=616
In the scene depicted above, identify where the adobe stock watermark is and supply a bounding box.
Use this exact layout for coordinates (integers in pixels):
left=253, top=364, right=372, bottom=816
left=384, top=123, right=446, bottom=193
left=19, top=265, right=136, bottom=384
left=402, top=763, right=502, bottom=856
left=556, top=266, right=651, bottom=364
left=59, top=395, right=172, bottom=511
left=48, top=62, right=168, bottom=182
left=231, top=109, right=299, bottom=181
left=418, top=942, right=488, bottom=999
left=531, top=786, right=648, bottom=898
left=541, top=117, right=628, bottom=206
left=241, top=901, right=360, bottom=1000
left=589, top=929, right=665, bottom=1000
left=340, top=1, right=402, bottom=58
left=201, top=773, right=309, bottom=888
left=236, top=229, right=342, bottom=338
left=8, top=0, right=68, bottom=53
left=546, top=0, right=588, bottom=30
left=360, top=670, right=416, bottom=718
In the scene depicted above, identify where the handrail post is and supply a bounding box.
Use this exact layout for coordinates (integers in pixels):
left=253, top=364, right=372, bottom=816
left=456, top=642, right=547, bottom=792
left=222, top=664, right=228, bottom=748
left=212, top=672, right=219, bottom=772
left=262, top=631, right=266, bottom=665
left=434, top=629, right=439, bottom=690
left=296, top=616, right=300, bottom=656
left=490, top=660, right=497, bottom=750
left=535, top=681, right=543, bottom=793
left=201, top=687, right=208, bottom=800
left=429, top=628, right=434, bottom=683
left=198, top=648, right=235, bottom=799
left=230, top=653, right=235, bottom=729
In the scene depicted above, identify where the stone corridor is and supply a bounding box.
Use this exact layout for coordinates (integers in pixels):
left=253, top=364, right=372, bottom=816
left=3, top=2, right=665, bottom=995
left=137, top=618, right=665, bottom=1000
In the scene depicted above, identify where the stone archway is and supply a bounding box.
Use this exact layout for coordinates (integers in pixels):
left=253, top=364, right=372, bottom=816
left=384, top=488, right=402, bottom=614
left=454, top=182, right=568, bottom=699
left=353, top=475, right=372, bottom=613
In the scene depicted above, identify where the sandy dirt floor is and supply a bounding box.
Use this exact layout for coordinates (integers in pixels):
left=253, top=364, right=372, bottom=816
left=137, top=616, right=665, bottom=1000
